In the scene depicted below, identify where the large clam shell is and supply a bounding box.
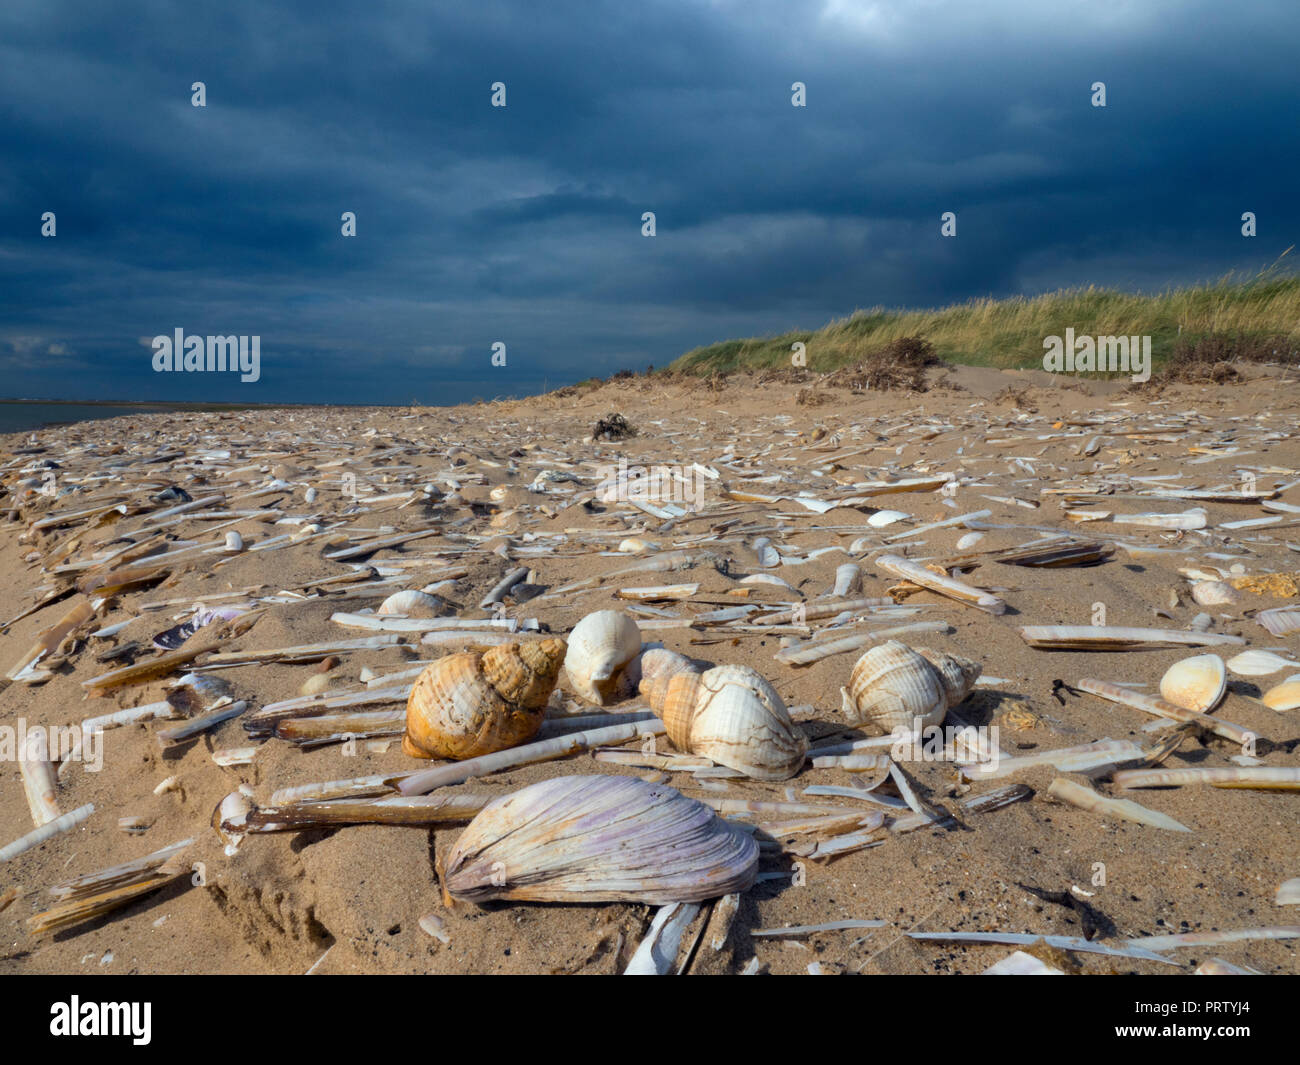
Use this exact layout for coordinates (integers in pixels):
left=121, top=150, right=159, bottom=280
left=443, top=775, right=758, bottom=904
left=563, top=609, right=642, bottom=705
left=1158, top=653, right=1226, bottom=712
left=404, top=638, right=566, bottom=760
left=653, top=663, right=807, bottom=781
left=840, top=640, right=981, bottom=734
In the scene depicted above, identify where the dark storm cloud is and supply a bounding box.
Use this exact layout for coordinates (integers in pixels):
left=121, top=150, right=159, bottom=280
left=0, top=0, right=1296, bottom=402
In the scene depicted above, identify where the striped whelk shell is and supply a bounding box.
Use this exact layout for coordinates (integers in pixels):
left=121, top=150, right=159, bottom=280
left=1158, top=653, right=1226, bottom=713
left=563, top=609, right=642, bottom=705
left=403, top=638, right=567, bottom=760
left=443, top=775, right=758, bottom=904
left=638, top=649, right=807, bottom=780
left=840, top=640, right=982, bottom=734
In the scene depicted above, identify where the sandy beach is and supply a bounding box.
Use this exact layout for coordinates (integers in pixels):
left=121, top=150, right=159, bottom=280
left=1, top=364, right=1298, bottom=976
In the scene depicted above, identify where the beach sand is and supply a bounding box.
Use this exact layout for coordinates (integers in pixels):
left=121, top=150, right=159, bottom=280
left=1, top=364, right=1297, bottom=975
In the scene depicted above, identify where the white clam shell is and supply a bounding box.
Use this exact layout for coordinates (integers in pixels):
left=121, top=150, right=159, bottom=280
left=1158, top=654, right=1226, bottom=713
left=1191, top=581, right=1240, bottom=606
left=1227, top=650, right=1299, bottom=676
left=377, top=589, right=447, bottom=618
left=563, top=609, right=642, bottom=705
left=867, top=510, right=910, bottom=528
left=223, top=531, right=244, bottom=552
left=443, top=775, right=758, bottom=904
left=956, top=531, right=985, bottom=551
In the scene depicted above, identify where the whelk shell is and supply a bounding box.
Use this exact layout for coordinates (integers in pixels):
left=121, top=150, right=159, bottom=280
left=563, top=609, right=642, bottom=705
left=1158, top=654, right=1227, bottom=713
left=640, top=654, right=807, bottom=780
left=443, top=775, right=758, bottom=904
left=403, top=638, right=566, bottom=760
left=840, top=640, right=982, bottom=734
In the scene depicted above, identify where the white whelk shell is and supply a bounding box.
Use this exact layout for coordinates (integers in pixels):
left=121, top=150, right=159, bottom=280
left=956, top=532, right=985, bottom=551
left=641, top=655, right=807, bottom=781
left=1191, top=581, right=1240, bottom=606
left=1226, top=650, right=1299, bottom=676
left=867, top=510, right=910, bottom=528
left=840, top=640, right=982, bottom=734
left=377, top=589, right=449, bottom=618
left=443, top=775, right=757, bottom=904
left=563, top=609, right=642, bottom=705
left=1158, top=654, right=1226, bottom=713
left=223, top=531, right=244, bottom=553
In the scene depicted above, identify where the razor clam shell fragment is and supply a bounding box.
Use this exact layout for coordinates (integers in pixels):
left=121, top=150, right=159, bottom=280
left=442, top=775, right=758, bottom=905
left=1018, top=626, right=1245, bottom=650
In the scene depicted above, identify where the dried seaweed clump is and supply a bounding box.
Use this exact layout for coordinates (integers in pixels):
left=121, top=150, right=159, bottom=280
left=795, top=387, right=830, bottom=407
left=1163, top=332, right=1299, bottom=383
left=827, top=335, right=942, bottom=393
left=994, top=386, right=1037, bottom=412
left=592, top=413, right=637, bottom=441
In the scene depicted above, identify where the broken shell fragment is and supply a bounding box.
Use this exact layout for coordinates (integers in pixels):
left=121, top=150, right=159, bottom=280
left=641, top=659, right=808, bottom=780
left=563, top=609, right=642, bottom=705
left=840, top=640, right=981, bottom=734
left=443, top=775, right=758, bottom=904
left=403, top=638, right=567, bottom=760
left=1158, top=654, right=1227, bottom=713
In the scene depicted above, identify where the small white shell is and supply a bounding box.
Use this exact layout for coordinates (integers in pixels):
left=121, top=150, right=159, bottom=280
left=956, top=532, right=985, bottom=551
left=304, top=486, right=318, bottom=504
left=563, top=609, right=642, bottom=705
left=377, top=589, right=448, bottom=618
left=1191, top=581, right=1240, bottom=606
left=867, top=510, right=910, bottom=528
left=1227, top=650, right=1299, bottom=676
left=740, top=573, right=794, bottom=590
left=1158, top=654, right=1226, bottom=713
left=752, top=537, right=780, bottom=567
left=223, top=531, right=244, bottom=552
left=619, top=537, right=659, bottom=554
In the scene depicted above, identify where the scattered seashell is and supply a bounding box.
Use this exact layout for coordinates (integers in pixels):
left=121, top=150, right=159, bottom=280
left=223, top=531, right=244, bottom=553
left=1047, top=777, right=1191, bottom=832
left=1261, top=678, right=1300, bottom=711
left=403, top=638, right=567, bottom=760
left=1227, top=649, right=1298, bottom=676
left=377, top=589, right=448, bottom=618
left=442, top=775, right=758, bottom=904
left=1191, top=580, right=1240, bottom=606
left=640, top=656, right=808, bottom=780
left=955, top=531, right=985, bottom=551
left=867, top=509, right=909, bottom=528
left=1158, top=654, right=1226, bottom=713
left=840, top=640, right=981, bottom=734
left=563, top=609, right=642, bottom=705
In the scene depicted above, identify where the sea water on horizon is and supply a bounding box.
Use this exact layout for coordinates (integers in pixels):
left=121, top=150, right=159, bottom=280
left=0, top=403, right=171, bottom=435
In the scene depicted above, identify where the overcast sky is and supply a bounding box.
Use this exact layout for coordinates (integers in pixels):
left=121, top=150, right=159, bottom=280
left=1, top=0, right=1296, bottom=404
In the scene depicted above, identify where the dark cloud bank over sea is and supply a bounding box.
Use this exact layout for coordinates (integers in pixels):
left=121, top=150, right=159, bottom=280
left=1, top=0, right=1296, bottom=405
